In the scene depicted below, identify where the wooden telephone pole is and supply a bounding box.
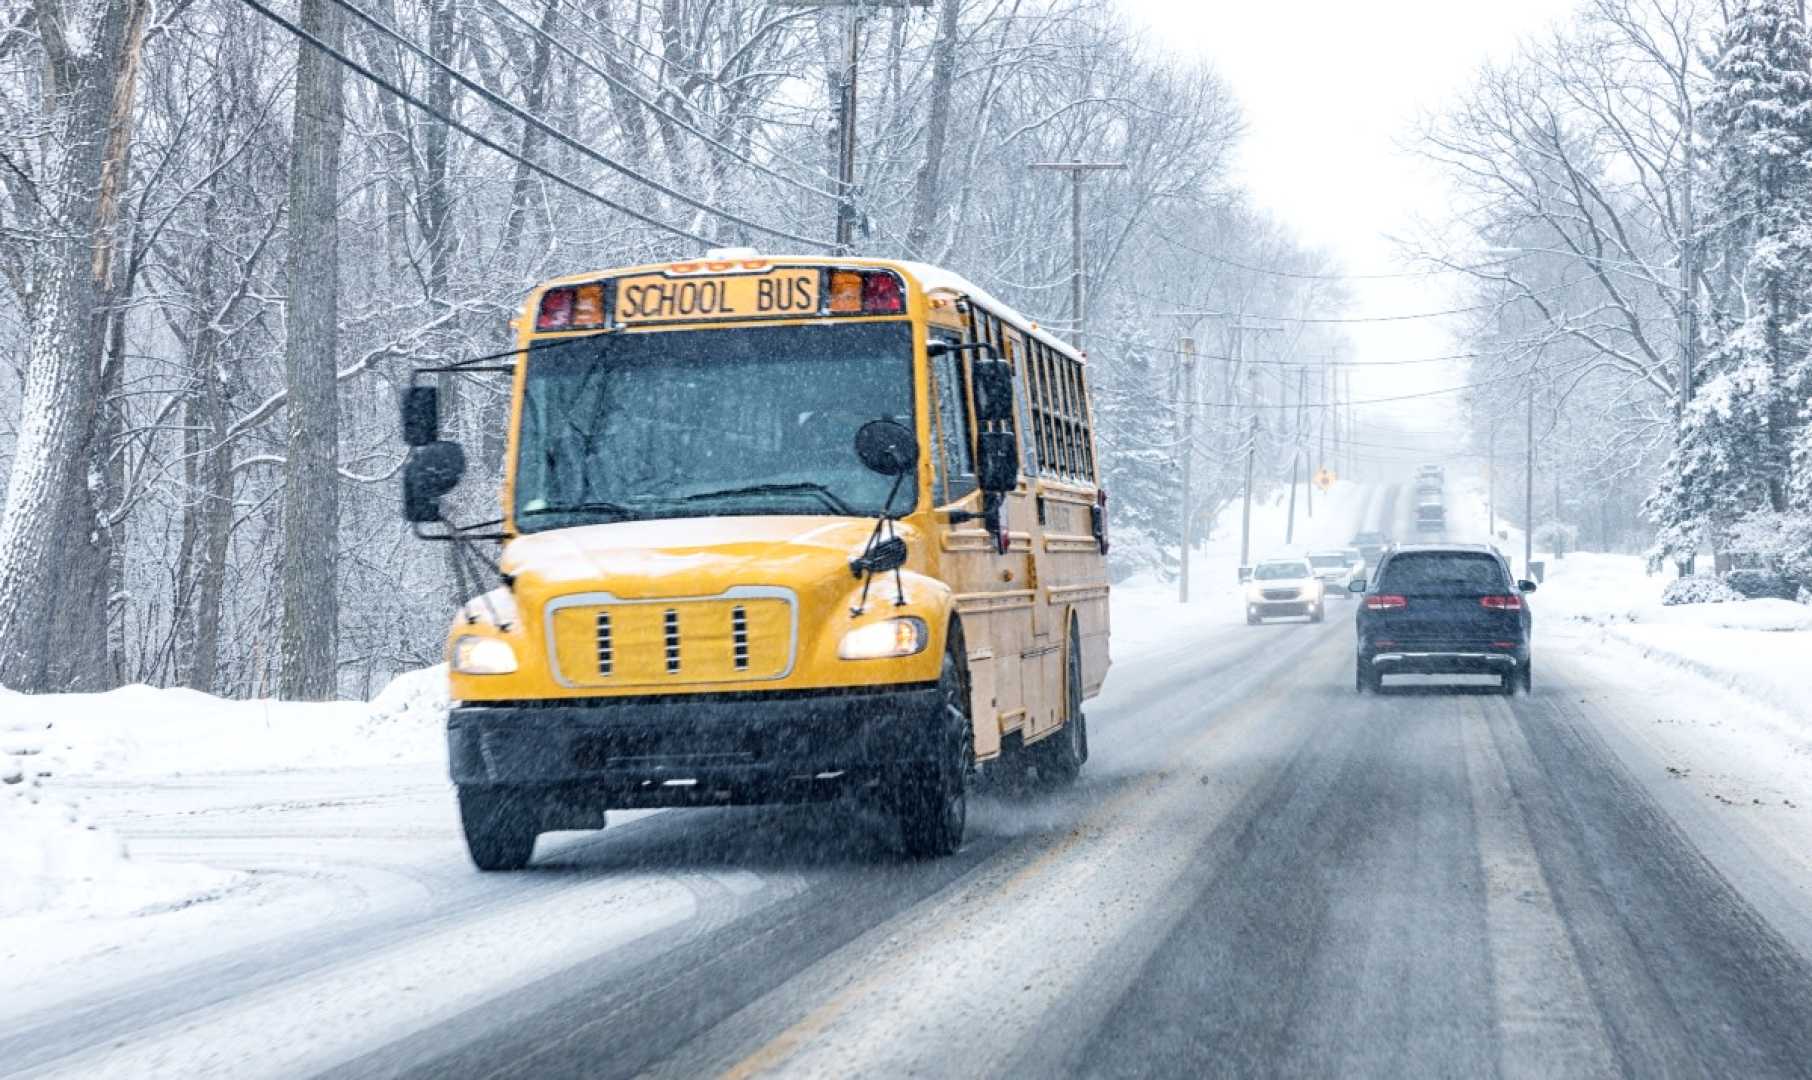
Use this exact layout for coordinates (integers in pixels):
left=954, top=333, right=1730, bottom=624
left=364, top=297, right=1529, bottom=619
left=781, top=1, right=933, bottom=251
left=1029, top=160, right=1127, bottom=350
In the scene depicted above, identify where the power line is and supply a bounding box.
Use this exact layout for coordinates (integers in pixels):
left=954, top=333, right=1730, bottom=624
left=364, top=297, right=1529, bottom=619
left=1089, top=333, right=1480, bottom=367
left=232, top=0, right=716, bottom=244
left=1150, top=363, right=1548, bottom=410
left=476, top=0, right=842, bottom=204
left=1152, top=232, right=1521, bottom=281
left=544, top=0, right=841, bottom=188
left=316, top=0, right=834, bottom=250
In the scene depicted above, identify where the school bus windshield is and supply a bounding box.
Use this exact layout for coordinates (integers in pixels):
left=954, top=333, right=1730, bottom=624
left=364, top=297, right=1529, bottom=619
left=513, top=321, right=916, bottom=531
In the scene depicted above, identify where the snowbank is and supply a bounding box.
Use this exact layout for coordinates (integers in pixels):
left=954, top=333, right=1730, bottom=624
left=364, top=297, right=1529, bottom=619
left=12, top=666, right=448, bottom=780
left=1533, top=552, right=1812, bottom=721
left=0, top=667, right=448, bottom=920
left=1, top=780, right=240, bottom=918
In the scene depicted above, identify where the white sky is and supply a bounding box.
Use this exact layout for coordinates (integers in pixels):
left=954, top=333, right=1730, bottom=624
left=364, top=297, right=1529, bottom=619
left=1117, top=0, right=1580, bottom=446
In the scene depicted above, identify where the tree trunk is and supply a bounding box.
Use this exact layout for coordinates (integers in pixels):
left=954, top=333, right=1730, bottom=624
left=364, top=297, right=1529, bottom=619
left=0, top=0, right=149, bottom=692
left=905, top=0, right=960, bottom=255
left=279, top=0, right=347, bottom=701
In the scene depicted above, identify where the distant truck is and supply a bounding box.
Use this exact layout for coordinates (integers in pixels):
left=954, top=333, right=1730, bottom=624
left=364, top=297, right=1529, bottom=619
left=1416, top=502, right=1445, bottom=533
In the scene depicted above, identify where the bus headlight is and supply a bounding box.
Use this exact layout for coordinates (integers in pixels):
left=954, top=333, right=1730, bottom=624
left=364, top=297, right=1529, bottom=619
left=838, top=617, right=929, bottom=660
left=452, top=635, right=518, bottom=675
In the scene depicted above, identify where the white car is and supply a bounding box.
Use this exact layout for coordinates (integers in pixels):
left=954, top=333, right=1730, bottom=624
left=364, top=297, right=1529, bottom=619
left=1308, top=550, right=1361, bottom=595
left=1245, top=558, right=1326, bottom=624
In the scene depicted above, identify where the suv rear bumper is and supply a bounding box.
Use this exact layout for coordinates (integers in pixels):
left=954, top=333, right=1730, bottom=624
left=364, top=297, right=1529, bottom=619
left=448, top=683, right=941, bottom=806
left=1366, top=649, right=1523, bottom=675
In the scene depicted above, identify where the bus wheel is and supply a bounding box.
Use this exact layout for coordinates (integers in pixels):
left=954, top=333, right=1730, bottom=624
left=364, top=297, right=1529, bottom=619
left=895, top=643, right=971, bottom=858
left=458, top=785, right=540, bottom=872
left=1038, top=626, right=1088, bottom=787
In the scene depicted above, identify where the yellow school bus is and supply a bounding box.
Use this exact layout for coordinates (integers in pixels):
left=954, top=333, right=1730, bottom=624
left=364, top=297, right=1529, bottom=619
left=400, top=251, right=1111, bottom=870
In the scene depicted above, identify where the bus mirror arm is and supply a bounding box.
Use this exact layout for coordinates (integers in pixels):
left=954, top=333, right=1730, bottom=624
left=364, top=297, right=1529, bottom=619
left=983, top=492, right=1008, bottom=554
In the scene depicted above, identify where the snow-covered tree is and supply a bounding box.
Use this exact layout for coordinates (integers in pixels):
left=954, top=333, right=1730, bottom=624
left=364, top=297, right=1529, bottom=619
left=1092, top=309, right=1182, bottom=581
left=1644, top=356, right=1780, bottom=556
left=1697, top=0, right=1812, bottom=512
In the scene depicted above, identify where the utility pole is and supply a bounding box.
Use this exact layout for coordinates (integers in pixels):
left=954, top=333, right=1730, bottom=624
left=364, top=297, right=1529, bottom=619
left=835, top=6, right=860, bottom=250
left=1286, top=367, right=1307, bottom=542
left=1240, top=414, right=1258, bottom=568
left=1164, top=310, right=1284, bottom=568
left=1177, top=339, right=1196, bottom=603
left=1524, top=379, right=1536, bottom=577
left=1487, top=419, right=1497, bottom=538
left=1679, top=114, right=1696, bottom=418
left=783, top=1, right=932, bottom=251
left=1029, top=160, right=1126, bottom=351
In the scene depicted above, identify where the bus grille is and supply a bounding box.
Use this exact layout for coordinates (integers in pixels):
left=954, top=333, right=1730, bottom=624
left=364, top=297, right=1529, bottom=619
left=549, top=591, right=795, bottom=688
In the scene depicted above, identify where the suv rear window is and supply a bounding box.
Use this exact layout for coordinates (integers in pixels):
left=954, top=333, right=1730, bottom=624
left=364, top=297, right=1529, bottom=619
left=1377, top=552, right=1509, bottom=595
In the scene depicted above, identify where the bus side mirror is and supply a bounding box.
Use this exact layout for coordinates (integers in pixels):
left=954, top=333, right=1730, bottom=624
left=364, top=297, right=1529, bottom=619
left=977, top=430, right=1019, bottom=494
left=402, top=385, right=439, bottom=447
left=972, top=359, right=1015, bottom=426
left=403, top=440, right=466, bottom=523
left=854, top=418, right=918, bottom=476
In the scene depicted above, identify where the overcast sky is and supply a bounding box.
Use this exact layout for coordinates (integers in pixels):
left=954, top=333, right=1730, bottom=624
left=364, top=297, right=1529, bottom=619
left=1117, top=0, right=1581, bottom=443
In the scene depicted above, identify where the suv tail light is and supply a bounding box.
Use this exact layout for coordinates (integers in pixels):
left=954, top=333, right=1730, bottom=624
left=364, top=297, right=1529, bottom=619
left=1365, top=594, right=1408, bottom=612
left=1480, top=595, right=1523, bottom=611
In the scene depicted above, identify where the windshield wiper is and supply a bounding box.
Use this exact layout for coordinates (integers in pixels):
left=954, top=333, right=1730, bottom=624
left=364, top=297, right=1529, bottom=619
left=518, top=500, right=638, bottom=520
left=675, top=482, right=856, bottom=515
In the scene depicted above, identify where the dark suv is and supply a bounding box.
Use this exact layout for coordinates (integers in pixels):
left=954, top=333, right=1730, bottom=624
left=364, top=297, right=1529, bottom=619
left=1351, top=544, right=1536, bottom=694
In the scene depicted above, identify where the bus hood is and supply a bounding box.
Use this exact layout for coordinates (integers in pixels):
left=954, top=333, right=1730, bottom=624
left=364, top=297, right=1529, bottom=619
left=500, top=515, right=915, bottom=600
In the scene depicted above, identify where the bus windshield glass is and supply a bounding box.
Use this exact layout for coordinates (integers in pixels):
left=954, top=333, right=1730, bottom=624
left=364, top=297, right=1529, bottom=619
left=513, top=321, right=915, bottom=531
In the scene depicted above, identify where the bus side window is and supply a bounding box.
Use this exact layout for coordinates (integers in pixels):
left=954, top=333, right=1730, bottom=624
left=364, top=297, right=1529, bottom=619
left=933, top=347, right=978, bottom=503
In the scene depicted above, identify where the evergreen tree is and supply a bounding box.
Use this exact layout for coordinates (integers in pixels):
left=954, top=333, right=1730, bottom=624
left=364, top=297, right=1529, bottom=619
left=1646, top=355, right=1780, bottom=558
left=1092, top=309, right=1182, bottom=581
left=1696, top=0, right=1812, bottom=512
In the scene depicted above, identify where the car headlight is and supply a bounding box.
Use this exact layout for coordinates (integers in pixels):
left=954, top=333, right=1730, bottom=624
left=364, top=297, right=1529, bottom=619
left=838, top=617, right=929, bottom=660
left=452, top=635, right=518, bottom=675
left=1245, top=584, right=1265, bottom=603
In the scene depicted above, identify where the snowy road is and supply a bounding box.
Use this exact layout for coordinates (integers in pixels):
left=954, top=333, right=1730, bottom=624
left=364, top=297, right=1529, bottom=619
left=7, top=486, right=1812, bottom=1078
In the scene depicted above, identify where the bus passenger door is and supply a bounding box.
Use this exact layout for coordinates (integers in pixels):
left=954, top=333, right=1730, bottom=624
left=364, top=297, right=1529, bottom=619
left=928, top=334, right=1024, bottom=759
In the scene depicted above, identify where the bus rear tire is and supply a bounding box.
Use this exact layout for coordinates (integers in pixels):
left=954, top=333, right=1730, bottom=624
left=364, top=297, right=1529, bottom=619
left=458, top=785, right=540, bottom=872
left=1037, top=626, right=1088, bottom=787
left=895, top=642, right=971, bottom=858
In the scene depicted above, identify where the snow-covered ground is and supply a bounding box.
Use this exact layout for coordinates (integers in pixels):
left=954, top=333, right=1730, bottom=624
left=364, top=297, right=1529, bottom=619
left=1, top=666, right=447, bottom=938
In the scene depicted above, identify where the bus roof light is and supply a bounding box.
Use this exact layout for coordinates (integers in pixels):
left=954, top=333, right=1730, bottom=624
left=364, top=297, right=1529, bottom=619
left=572, top=283, right=605, bottom=327
left=536, top=287, right=575, bottom=331
left=829, top=270, right=863, bottom=314
left=862, top=271, right=904, bottom=314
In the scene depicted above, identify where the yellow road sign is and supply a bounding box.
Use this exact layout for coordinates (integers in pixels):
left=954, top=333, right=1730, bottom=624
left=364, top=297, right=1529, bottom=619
left=1314, top=467, right=1336, bottom=491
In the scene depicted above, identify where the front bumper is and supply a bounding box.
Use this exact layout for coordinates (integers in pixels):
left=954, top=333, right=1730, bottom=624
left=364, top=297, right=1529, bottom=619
left=1249, top=598, right=1319, bottom=617
left=448, top=683, right=941, bottom=807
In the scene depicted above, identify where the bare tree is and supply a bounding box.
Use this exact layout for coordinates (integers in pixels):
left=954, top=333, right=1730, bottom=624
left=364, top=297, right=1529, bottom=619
left=278, top=0, right=346, bottom=700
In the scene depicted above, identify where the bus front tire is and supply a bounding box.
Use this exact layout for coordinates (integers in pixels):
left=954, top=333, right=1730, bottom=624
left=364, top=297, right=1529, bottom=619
left=458, top=785, right=540, bottom=872
left=1036, top=626, right=1088, bottom=787
left=895, top=644, right=971, bottom=858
